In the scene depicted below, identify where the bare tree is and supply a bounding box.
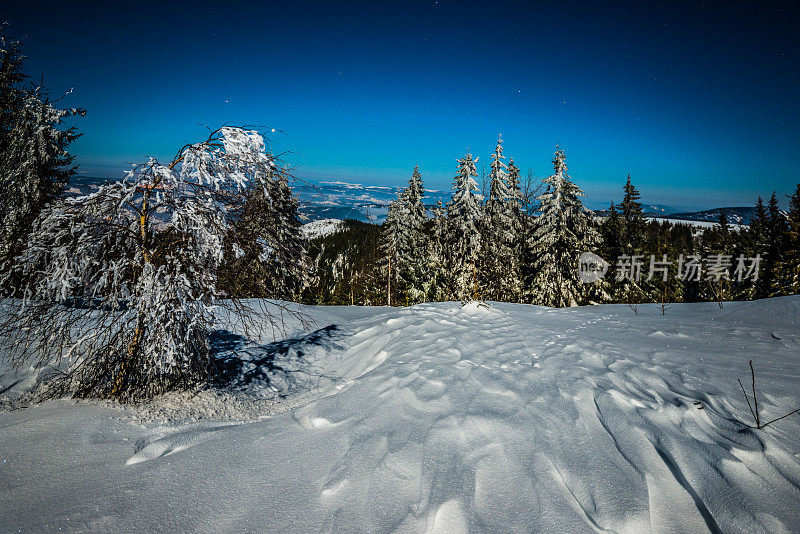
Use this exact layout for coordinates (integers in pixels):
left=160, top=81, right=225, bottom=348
left=522, top=167, right=543, bottom=216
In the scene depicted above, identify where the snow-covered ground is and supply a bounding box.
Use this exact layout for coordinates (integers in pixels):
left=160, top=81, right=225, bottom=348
left=301, top=218, right=344, bottom=240
left=645, top=216, right=746, bottom=231
left=2, top=298, right=800, bottom=532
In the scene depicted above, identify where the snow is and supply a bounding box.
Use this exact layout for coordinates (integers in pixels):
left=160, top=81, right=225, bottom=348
left=2, top=297, right=800, bottom=532
left=301, top=218, right=343, bottom=240
left=646, top=216, right=746, bottom=231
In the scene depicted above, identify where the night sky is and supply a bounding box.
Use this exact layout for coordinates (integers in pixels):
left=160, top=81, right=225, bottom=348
left=4, top=1, right=799, bottom=209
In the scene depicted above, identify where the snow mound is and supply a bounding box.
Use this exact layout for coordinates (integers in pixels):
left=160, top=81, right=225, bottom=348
left=458, top=300, right=494, bottom=311
left=125, top=389, right=296, bottom=426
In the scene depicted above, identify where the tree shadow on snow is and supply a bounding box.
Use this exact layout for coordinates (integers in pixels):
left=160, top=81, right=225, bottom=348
left=207, top=324, right=346, bottom=395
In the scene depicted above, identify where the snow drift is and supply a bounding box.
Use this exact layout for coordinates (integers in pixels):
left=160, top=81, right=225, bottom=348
left=1, top=297, right=800, bottom=532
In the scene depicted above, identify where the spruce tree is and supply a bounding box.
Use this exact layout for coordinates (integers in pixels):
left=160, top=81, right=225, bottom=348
left=699, top=211, right=734, bottom=303
left=601, top=202, right=623, bottom=263
left=766, top=192, right=788, bottom=296
left=381, top=169, right=429, bottom=305
left=505, top=157, right=525, bottom=301
left=445, top=151, right=482, bottom=301
left=719, top=210, right=730, bottom=234
left=749, top=196, right=770, bottom=299
left=383, top=192, right=407, bottom=305
left=480, top=135, right=517, bottom=301
left=0, top=26, right=26, bottom=154
left=525, top=146, right=602, bottom=307
left=428, top=200, right=449, bottom=301
left=621, top=174, right=644, bottom=251
left=779, top=184, right=800, bottom=293
left=615, top=176, right=648, bottom=302
left=0, top=27, right=84, bottom=266
left=789, top=184, right=800, bottom=226
left=220, top=167, right=307, bottom=301
left=601, top=202, right=624, bottom=302
left=265, top=172, right=308, bottom=299
left=398, top=166, right=428, bottom=304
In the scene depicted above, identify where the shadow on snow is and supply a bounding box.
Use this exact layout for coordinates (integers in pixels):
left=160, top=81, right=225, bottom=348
left=207, top=324, right=346, bottom=395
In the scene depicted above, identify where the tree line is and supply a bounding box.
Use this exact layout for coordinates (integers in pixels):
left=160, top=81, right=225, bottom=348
left=311, top=136, right=800, bottom=308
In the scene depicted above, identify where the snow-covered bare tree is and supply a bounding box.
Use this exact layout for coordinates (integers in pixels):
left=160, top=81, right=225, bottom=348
left=445, top=151, right=482, bottom=301
left=525, top=146, right=603, bottom=307
left=0, top=26, right=84, bottom=266
left=0, top=127, right=302, bottom=401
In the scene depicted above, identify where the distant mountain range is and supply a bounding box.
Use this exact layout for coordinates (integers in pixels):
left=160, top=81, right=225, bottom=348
left=293, top=181, right=450, bottom=224
left=69, top=176, right=759, bottom=226
left=594, top=206, right=757, bottom=225
left=641, top=204, right=679, bottom=216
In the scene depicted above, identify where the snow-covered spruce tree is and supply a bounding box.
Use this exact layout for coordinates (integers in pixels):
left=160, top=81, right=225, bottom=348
left=221, top=167, right=308, bottom=300
left=0, top=127, right=296, bottom=401
left=267, top=171, right=308, bottom=299
left=505, top=157, right=525, bottom=301
left=0, top=27, right=84, bottom=266
left=525, top=146, right=604, bottom=307
left=383, top=192, right=407, bottom=305
left=445, top=151, right=483, bottom=301
left=480, top=135, right=521, bottom=301
left=390, top=166, right=429, bottom=305
left=427, top=200, right=449, bottom=301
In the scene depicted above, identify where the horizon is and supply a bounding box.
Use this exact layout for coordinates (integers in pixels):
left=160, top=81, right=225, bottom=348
left=5, top=0, right=799, bottom=210
left=69, top=173, right=767, bottom=215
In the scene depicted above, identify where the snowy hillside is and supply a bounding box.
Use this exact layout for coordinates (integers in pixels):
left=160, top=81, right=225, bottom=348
left=645, top=216, right=746, bottom=231
left=301, top=218, right=343, bottom=240
left=2, top=298, right=800, bottom=532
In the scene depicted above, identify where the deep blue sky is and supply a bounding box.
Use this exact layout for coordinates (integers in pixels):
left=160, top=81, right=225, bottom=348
left=5, top=1, right=799, bottom=209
